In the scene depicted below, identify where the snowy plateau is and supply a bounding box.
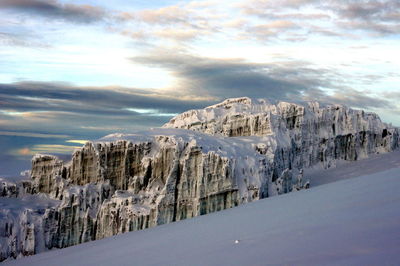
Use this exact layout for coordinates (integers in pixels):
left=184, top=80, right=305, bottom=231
left=0, top=97, right=399, bottom=264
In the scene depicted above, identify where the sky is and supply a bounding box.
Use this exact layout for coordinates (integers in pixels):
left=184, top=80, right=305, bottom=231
left=0, top=0, right=399, bottom=176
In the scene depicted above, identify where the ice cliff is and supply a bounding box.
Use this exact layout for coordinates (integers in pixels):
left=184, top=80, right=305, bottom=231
left=1, top=97, right=399, bottom=261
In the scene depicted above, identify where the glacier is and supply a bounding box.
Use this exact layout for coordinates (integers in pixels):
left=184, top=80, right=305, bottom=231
left=0, top=97, right=399, bottom=261
left=3, top=152, right=400, bottom=266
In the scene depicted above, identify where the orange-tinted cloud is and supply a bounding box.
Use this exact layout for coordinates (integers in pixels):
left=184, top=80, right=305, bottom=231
left=12, top=144, right=82, bottom=157
left=17, top=148, right=32, bottom=156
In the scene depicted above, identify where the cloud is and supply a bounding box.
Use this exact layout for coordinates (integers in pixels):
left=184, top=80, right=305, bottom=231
left=337, top=20, right=400, bottom=36
left=125, top=108, right=178, bottom=117
left=80, top=126, right=124, bottom=131
left=240, top=0, right=400, bottom=39
left=0, top=131, right=69, bottom=138
left=303, top=88, right=393, bottom=109
left=383, top=91, right=400, bottom=100
left=132, top=49, right=394, bottom=111
left=15, top=147, right=31, bottom=156
left=246, top=20, right=300, bottom=40
left=0, top=82, right=201, bottom=112
left=116, top=2, right=222, bottom=43
left=0, top=81, right=215, bottom=137
left=241, top=0, right=321, bottom=17
left=134, top=6, right=191, bottom=25
left=154, top=28, right=204, bottom=41
left=0, top=0, right=106, bottom=24
left=330, top=0, right=400, bottom=36
left=132, top=51, right=321, bottom=100
left=65, top=140, right=89, bottom=145
left=12, top=144, right=81, bottom=156
left=334, top=0, right=400, bottom=22
left=0, top=31, right=50, bottom=47
left=126, top=0, right=400, bottom=41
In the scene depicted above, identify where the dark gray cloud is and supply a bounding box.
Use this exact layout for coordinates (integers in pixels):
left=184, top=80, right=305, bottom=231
left=242, top=0, right=400, bottom=38
left=335, top=0, right=400, bottom=22
left=331, top=0, right=400, bottom=35
left=0, top=81, right=214, bottom=137
left=133, top=52, right=338, bottom=102
left=133, top=53, right=314, bottom=100
left=132, top=50, right=394, bottom=111
left=0, top=0, right=106, bottom=23
left=0, top=82, right=209, bottom=112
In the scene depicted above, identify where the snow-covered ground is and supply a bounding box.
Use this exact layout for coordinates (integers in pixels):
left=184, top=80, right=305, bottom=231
left=307, top=149, right=400, bottom=186
left=4, top=152, right=400, bottom=266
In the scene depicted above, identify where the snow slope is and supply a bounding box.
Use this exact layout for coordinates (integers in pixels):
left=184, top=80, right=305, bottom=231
left=4, top=159, right=400, bottom=265
left=306, top=149, right=400, bottom=186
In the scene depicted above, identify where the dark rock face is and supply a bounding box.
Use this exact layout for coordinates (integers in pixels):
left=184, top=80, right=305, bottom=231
left=1, top=98, right=398, bottom=261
